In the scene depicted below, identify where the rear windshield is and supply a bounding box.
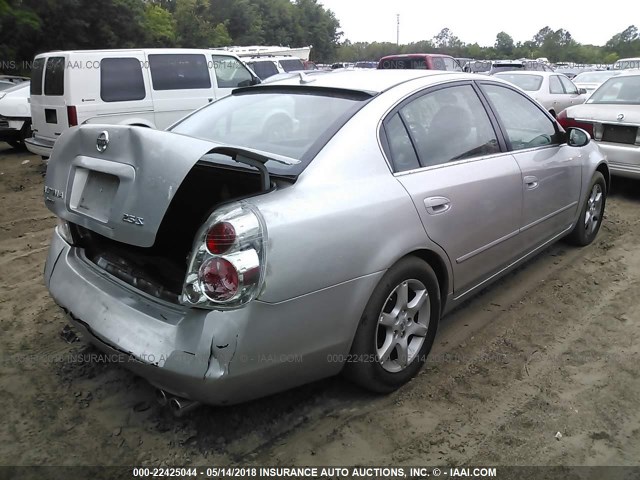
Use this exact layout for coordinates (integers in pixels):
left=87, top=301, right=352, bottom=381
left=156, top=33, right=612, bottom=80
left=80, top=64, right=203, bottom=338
left=248, top=60, right=279, bottom=80
left=44, top=57, right=65, bottom=95
left=573, top=71, right=618, bottom=83
left=279, top=59, right=305, bottom=72
left=30, top=58, right=45, bottom=95
left=491, top=64, right=524, bottom=73
left=495, top=73, right=543, bottom=91
left=588, top=75, right=640, bottom=104
left=170, top=89, right=370, bottom=175
left=379, top=58, right=428, bottom=69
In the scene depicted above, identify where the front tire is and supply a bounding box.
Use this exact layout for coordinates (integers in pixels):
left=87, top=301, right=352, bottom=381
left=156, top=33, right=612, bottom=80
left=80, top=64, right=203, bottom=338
left=344, top=257, right=440, bottom=393
left=565, top=171, right=606, bottom=246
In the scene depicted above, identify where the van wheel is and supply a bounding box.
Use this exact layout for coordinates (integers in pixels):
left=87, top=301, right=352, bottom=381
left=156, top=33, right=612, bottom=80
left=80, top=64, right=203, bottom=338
left=565, top=172, right=606, bottom=246
left=344, top=257, right=440, bottom=393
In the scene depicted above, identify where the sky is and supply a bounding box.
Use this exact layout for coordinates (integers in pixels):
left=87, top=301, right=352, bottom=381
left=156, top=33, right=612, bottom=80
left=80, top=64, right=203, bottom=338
left=318, top=0, right=640, bottom=47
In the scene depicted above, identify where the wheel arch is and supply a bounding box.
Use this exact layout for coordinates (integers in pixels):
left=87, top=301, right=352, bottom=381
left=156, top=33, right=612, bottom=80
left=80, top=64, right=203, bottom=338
left=596, top=162, right=610, bottom=194
left=403, top=249, right=450, bottom=314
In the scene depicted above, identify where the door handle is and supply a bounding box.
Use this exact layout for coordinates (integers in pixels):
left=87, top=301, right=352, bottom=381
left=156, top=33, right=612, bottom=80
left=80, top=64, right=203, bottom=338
left=524, top=175, right=539, bottom=190
left=424, top=196, right=451, bottom=215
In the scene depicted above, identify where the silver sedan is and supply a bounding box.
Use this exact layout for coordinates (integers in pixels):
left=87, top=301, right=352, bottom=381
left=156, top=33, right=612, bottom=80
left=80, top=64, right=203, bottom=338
left=43, top=70, right=609, bottom=412
left=494, top=71, right=588, bottom=117
left=558, top=71, right=640, bottom=179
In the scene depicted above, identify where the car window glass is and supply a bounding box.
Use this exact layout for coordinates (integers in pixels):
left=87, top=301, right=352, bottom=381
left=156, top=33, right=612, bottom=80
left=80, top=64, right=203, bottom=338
left=559, top=76, right=578, bottom=94
left=588, top=75, right=640, bottom=104
left=385, top=113, right=420, bottom=172
left=432, top=57, right=446, bottom=70
left=482, top=84, right=559, bottom=151
left=443, top=58, right=461, bottom=71
left=211, top=55, right=253, bottom=88
left=398, top=84, right=500, bottom=167
left=44, top=57, right=65, bottom=96
left=249, top=60, right=278, bottom=80
left=30, top=58, right=45, bottom=95
left=549, top=76, right=564, bottom=94
left=100, top=58, right=146, bottom=102
left=148, top=54, right=211, bottom=90
left=279, top=59, right=305, bottom=72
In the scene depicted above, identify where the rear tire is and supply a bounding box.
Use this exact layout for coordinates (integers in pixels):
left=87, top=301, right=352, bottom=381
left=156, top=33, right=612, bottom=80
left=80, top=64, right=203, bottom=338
left=344, top=257, right=440, bottom=393
left=565, top=172, right=606, bottom=246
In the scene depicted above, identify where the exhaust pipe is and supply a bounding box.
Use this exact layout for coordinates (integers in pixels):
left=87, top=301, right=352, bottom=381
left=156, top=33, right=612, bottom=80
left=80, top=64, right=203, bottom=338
left=155, top=388, right=168, bottom=406
left=169, top=396, right=200, bottom=417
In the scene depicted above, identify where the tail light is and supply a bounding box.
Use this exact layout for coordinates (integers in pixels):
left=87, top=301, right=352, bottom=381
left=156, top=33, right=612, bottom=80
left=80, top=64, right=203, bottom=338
left=557, top=110, right=593, bottom=137
left=181, top=203, right=266, bottom=309
left=67, top=106, right=78, bottom=127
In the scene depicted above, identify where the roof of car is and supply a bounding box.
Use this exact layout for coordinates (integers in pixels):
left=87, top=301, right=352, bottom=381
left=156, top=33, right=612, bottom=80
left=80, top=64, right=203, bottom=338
left=258, top=69, right=465, bottom=94
left=494, top=71, right=563, bottom=78
left=379, top=53, right=454, bottom=59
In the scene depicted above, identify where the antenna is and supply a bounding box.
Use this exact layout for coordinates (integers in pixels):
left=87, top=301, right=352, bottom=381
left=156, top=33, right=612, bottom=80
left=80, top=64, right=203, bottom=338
left=396, top=14, right=400, bottom=46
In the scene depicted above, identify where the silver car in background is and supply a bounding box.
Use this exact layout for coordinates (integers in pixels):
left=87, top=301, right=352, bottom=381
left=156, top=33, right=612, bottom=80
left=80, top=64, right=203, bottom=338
left=572, top=70, right=622, bottom=96
left=43, top=70, right=609, bottom=412
left=495, top=71, right=588, bottom=117
left=558, top=71, right=640, bottom=179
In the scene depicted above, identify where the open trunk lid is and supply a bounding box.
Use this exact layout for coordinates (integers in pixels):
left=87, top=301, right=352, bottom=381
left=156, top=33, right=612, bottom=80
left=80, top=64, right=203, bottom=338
left=44, top=124, right=296, bottom=247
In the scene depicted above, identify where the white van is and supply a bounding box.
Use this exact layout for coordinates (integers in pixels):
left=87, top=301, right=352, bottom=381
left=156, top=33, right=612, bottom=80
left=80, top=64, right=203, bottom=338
left=26, top=48, right=259, bottom=157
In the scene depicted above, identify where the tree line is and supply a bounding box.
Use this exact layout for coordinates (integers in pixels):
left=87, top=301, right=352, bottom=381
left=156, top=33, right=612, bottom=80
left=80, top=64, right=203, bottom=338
left=336, top=26, right=640, bottom=65
left=0, top=0, right=341, bottom=70
left=1, top=0, right=640, bottom=73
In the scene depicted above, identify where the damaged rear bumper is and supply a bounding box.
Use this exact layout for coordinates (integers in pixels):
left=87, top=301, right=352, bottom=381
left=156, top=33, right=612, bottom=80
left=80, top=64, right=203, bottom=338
left=44, top=228, right=383, bottom=405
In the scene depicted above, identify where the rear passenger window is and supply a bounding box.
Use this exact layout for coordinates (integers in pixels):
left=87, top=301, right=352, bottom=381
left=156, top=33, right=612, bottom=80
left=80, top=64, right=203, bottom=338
left=44, top=57, right=65, bottom=96
left=30, top=58, right=45, bottom=95
left=384, top=113, right=420, bottom=172
left=394, top=85, right=499, bottom=168
left=549, top=76, right=564, bottom=94
left=481, top=84, right=560, bottom=151
left=148, top=54, right=211, bottom=90
left=100, top=58, right=146, bottom=102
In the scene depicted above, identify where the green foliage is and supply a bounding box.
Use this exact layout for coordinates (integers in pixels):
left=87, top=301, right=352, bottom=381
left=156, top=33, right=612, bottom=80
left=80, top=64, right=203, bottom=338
left=0, top=0, right=342, bottom=69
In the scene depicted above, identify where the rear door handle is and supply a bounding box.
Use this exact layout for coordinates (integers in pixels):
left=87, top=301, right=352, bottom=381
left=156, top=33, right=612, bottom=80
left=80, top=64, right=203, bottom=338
left=424, top=196, right=451, bottom=215
left=524, top=175, right=539, bottom=190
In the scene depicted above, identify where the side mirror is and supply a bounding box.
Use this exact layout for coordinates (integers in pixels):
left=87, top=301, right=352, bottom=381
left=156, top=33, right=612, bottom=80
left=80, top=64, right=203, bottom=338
left=578, top=88, right=587, bottom=95
left=567, top=127, right=591, bottom=147
left=251, top=76, right=261, bottom=85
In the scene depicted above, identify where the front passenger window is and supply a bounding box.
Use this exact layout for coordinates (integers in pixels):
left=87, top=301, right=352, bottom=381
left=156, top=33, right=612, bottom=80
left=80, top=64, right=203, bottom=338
left=481, top=84, right=560, bottom=151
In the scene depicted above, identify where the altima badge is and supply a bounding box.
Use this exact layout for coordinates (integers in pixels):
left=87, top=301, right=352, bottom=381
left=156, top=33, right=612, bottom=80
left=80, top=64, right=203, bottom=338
left=96, top=131, right=109, bottom=153
left=617, top=113, right=624, bottom=121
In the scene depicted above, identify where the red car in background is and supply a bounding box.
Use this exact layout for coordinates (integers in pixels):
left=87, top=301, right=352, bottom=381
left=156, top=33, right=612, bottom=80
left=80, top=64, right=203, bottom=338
left=378, top=54, right=463, bottom=71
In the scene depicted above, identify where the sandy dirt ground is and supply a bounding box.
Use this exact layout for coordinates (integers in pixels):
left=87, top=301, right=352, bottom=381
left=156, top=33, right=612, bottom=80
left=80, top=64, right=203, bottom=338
left=1, top=142, right=639, bottom=469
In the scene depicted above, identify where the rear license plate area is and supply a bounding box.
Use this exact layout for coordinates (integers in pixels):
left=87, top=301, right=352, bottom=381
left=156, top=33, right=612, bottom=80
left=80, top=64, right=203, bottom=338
left=69, top=168, right=120, bottom=222
left=45, top=109, right=57, bottom=124
left=602, top=124, right=637, bottom=145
